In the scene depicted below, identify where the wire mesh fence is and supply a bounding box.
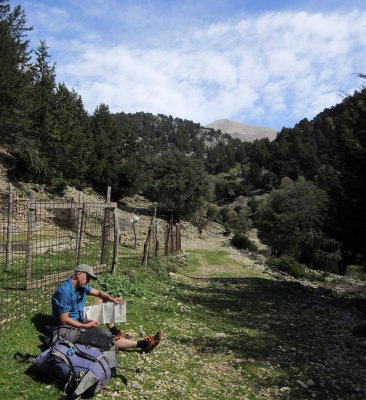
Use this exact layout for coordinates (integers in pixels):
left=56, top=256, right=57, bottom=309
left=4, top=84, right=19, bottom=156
left=0, top=186, right=116, bottom=331
left=117, top=207, right=182, bottom=269
left=0, top=186, right=182, bottom=332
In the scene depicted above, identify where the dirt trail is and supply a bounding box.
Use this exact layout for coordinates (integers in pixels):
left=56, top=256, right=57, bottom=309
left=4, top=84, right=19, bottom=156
left=168, top=228, right=366, bottom=399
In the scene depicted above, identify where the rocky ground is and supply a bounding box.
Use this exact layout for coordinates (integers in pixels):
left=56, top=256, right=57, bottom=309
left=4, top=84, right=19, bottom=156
left=98, top=225, right=366, bottom=400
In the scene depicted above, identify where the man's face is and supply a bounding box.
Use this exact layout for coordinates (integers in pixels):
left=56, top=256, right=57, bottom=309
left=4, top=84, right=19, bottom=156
left=76, top=271, right=91, bottom=287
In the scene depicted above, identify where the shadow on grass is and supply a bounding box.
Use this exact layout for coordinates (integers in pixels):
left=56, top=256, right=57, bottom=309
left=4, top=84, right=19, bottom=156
left=173, top=276, right=365, bottom=398
left=31, top=313, right=54, bottom=351
left=24, top=363, right=70, bottom=400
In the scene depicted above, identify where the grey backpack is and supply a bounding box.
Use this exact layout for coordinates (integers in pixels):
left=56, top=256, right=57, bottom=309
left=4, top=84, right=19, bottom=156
left=34, top=340, right=118, bottom=399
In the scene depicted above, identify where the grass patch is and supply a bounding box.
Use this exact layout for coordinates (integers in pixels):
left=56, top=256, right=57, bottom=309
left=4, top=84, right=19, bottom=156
left=184, top=249, right=268, bottom=279
left=0, top=249, right=364, bottom=399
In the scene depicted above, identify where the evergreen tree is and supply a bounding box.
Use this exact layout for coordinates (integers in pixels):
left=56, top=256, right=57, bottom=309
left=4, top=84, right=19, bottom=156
left=27, top=40, right=57, bottom=181
left=88, top=103, right=126, bottom=195
left=0, top=1, right=33, bottom=169
left=51, top=83, right=91, bottom=189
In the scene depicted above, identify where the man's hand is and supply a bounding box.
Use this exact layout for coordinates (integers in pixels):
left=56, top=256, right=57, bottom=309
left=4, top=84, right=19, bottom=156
left=83, top=320, right=99, bottom=328
left=112, top=297, right=124, bottom=304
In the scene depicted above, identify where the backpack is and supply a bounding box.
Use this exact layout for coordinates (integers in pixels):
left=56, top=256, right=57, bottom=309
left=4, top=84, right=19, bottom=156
left=33, top=340, right=118, bottom=399
left=46, top=325, right=115, bottom=351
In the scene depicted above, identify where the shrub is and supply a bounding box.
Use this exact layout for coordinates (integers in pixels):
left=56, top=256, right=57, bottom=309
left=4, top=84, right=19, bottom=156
left=268, top=255, right=308, bottom=279
left=231, top=232, right=258, bottom=251
left=223, top=225, right=232, bottom=237
left=96, top=273, right=144, bottom=298
left=207, top=203, right=220, bottom=220
left=346, top=265, right=366, bottom=280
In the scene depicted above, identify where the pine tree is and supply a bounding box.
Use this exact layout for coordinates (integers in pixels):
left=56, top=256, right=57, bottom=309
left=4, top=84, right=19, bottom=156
left=88, top=103, right=124, bottom=194
left=0, top=1, right=33, bottom=165
left=28, top=40, right=57, bottom=181
left=50, top=83, right=91, bottom=189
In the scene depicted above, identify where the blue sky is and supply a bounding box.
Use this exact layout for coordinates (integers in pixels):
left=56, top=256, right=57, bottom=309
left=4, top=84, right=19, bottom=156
left=12, top=0, right=366, bottom=131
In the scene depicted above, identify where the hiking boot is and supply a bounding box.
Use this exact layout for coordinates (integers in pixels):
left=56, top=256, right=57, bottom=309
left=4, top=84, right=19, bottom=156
left=142, top=330, right=163, bottom=353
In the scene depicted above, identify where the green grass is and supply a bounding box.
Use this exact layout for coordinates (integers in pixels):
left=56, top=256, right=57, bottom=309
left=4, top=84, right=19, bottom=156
left=0, top=236, right=113, bottom=331
left=0, top=236, right=108, bottom=282
left=184, top=249, right=268, bottom=279
left=0, top=250, right=365, bottom=399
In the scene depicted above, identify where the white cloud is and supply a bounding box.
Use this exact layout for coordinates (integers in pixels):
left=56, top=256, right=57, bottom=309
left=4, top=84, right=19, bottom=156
left=52, top=9, right=366, bottom=129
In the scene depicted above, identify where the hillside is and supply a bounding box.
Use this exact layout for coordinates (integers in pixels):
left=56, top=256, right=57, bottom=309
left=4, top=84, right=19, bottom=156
left=207, top=119, right=278, bottom=142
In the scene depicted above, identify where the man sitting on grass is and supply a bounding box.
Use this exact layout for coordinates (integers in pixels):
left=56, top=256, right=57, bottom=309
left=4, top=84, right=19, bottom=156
left=51, top=264, right=162, bottom=353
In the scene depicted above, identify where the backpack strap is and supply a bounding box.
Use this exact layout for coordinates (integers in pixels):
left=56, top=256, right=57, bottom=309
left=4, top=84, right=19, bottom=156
left=72, top=343, right=98, bottom=362
left=54, top=341, right=107, bottom=398
left=13, top=352, right=38, bottom=363
left=72, top=370, right=100, bottom=398
left=47, top=325, right=81, bottom=347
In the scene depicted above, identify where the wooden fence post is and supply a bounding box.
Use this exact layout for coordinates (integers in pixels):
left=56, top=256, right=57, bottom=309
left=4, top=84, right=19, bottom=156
left=100, top=186, right=112, bottom=266
left=154, top=220, right=159, bottom=256
left=164, top=220, right=170, bottom=256
left=170, top=217, right=174, bottom=254
left=175, top=224, right=178, bottom=253
left=4, top=183, right=13, bottom=272
left=141, top=205, right=157, bottom=268
left=25, top=190, right=35, bottom=289
left=75, top=191, right=84, bottom=265
left=132, top=216, right=137, bottom=250
left=112, top=208, right=120, bottom=276
left=178, top=223, right=182, bottom=252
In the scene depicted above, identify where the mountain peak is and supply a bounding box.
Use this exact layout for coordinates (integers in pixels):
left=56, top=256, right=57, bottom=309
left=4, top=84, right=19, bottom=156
left=206, top=119, right=277, bottom=142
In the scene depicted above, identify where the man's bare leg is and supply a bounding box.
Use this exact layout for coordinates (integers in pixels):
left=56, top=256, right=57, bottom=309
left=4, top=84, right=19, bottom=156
left=114, top=336, right=138, bottom=350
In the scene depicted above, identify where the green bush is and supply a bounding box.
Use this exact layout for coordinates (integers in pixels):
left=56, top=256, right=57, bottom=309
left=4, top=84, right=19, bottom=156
left=346, top=265, right=366, bottom=280
left=268, top=255, right=308, bottom=279
left=223, top=225, right=232, bottom=237
left=207, top=203, right=220, bottom=220
left=231, top=232, right=258, bottom=251
left=96, top=273, right=145, bottom=298
left=147, top=257, right=177, bottom=278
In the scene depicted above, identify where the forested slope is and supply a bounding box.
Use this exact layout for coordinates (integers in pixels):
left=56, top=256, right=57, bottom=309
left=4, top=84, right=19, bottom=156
left=1, top=0, right=366, bottom=273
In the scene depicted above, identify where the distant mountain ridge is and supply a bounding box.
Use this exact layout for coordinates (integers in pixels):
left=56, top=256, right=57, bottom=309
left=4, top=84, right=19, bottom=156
left=207, top=119, right=277, bottom=142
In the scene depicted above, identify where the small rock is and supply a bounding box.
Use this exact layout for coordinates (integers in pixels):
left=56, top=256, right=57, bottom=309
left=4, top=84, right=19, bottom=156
left=306, top=379, right=315, bottom=387
left=132, top=382, right=142, bottom=390
left=248, top=358, right=255, bottom=363
left=296, top=380, right=308, bottom=389
left=262, top=324, right=270, bottom=330
left=216, top=332, right=227, bottom=338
